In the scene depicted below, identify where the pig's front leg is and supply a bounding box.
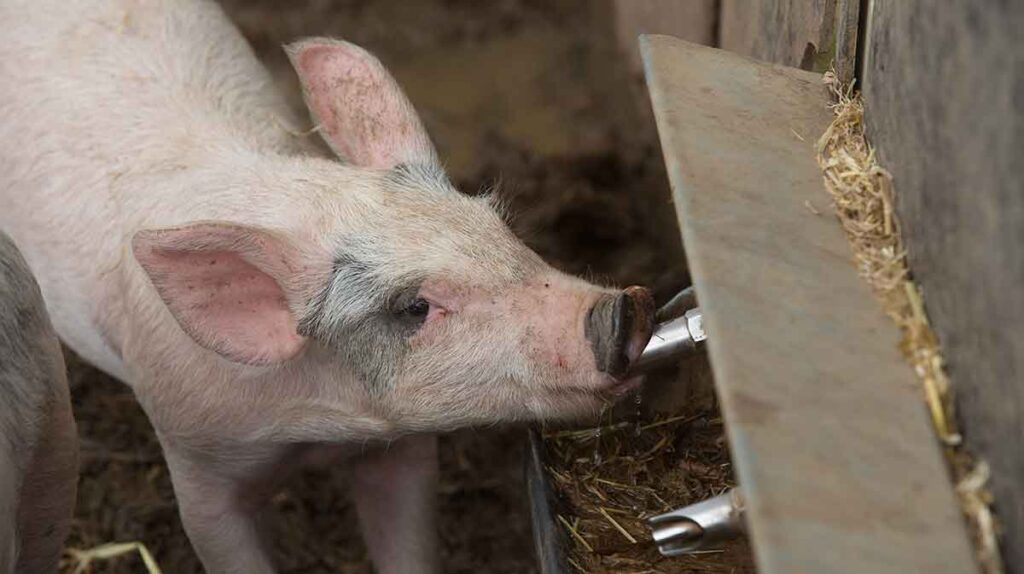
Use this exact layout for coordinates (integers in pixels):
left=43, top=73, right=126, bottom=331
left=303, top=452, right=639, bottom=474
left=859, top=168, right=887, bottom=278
left=162, top=444, right=283, bottom=574
left=351, top=434, right=440, bottom=574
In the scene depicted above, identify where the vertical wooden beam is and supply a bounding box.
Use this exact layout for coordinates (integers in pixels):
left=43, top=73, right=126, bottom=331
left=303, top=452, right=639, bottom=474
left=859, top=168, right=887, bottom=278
left=862, top=1, right=1024, bottom=569
left=833, top=0, right=861, bottom=84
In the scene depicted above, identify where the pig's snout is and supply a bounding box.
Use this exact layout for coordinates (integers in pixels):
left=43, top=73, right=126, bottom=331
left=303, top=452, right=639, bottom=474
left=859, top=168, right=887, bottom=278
left=584, top=286, right=655, bottom=379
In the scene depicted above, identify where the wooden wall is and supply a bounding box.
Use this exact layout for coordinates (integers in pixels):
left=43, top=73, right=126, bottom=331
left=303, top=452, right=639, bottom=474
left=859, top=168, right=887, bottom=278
left=613, top=0, right=860, bottom=82
left=862, top=2, right=1024, bottom=570
left=720, top=0, right=860, bottom=82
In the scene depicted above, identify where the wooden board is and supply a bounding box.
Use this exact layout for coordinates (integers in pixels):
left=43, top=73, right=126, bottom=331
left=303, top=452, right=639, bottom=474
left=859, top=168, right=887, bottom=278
left=862, top=1, right=1024, bottom=569
left=720, top=0, right=861, bottom=83
left=641, top=34, right=978, bottom=574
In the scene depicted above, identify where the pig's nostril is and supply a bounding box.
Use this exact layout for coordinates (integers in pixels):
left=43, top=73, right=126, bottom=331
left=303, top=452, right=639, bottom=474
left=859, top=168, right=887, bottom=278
left=586, top=287, right=656, bottom=379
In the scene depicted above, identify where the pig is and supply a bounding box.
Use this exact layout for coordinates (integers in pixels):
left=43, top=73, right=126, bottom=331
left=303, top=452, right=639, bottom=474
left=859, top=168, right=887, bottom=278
left=0, top=231, right=78, bottom=574
left=0, top=1, right=655, bottom=572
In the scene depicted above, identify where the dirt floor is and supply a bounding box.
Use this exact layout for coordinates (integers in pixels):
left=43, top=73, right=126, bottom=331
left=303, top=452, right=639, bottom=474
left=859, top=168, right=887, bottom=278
left=61, top=1, right=698, bottom=572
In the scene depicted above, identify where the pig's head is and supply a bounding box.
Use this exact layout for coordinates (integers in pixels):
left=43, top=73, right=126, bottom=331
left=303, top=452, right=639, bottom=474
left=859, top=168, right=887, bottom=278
left=131, top=39, right=655, bottom=432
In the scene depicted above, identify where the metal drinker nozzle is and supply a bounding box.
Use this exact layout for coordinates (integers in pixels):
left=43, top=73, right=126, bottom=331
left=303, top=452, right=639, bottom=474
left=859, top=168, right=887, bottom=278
left=630, top=306, right=706, bottom=375
left=648, top=488, right=746, bottom=556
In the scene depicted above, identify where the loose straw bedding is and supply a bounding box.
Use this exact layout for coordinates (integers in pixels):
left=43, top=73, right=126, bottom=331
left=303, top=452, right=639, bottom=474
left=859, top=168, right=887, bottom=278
left=63, top=541, right=162, bottom=574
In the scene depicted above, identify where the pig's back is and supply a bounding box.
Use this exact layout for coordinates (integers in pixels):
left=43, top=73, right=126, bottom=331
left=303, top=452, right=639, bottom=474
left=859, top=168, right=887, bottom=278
left=0, top=0, right=299, bottom=160
left=0, top=0, right=304, bottom=379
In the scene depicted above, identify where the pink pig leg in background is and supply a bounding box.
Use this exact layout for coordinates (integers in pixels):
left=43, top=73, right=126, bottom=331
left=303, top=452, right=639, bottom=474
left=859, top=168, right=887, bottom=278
left=351, top=434, right=440, bottom=574
left=162, top=444, right=288, bottom=574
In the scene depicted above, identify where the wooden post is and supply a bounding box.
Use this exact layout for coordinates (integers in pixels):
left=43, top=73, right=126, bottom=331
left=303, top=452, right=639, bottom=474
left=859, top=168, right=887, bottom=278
left=862, top=1, right=1024, bottom=569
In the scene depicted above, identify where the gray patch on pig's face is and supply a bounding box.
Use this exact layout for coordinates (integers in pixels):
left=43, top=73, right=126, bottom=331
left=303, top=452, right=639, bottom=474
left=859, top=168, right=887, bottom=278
left=297, top=251, right=423, bottom=393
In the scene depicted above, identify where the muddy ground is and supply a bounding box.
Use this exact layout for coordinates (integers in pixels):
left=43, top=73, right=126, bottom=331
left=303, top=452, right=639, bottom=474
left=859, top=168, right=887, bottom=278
left=62, top=1, right=691, bottom=572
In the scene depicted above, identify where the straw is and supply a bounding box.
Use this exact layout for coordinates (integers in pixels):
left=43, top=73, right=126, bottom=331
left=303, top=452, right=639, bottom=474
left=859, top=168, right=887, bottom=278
left=816, top=69, right=1003, bottom=574
left=64, top=541, right=162, bottom=574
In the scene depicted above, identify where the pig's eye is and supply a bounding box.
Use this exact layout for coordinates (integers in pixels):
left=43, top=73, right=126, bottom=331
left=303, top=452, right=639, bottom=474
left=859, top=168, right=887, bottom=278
left=405, top=298, right=430, bottom=318
left=389, top=290, right=434, bottom=331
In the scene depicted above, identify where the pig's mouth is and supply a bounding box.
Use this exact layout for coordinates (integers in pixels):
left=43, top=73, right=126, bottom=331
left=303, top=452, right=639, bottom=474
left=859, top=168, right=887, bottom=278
left=599, top=374, right=644, bottom=397
left=538, top=373, right=643, bottom=413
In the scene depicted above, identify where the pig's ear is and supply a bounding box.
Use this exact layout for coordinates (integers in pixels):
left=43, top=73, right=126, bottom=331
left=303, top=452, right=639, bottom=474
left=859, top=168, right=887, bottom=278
left=132, top=223, right=308, bottom=366
left=286, top=38, right=438, bottom=169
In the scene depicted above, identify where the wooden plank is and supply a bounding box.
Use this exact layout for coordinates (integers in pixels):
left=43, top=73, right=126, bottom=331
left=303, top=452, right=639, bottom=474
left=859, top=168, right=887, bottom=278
left=640, top=34, right=978, bottom=574
left=719, top=0, right=861, bottom=82
left=862, top=1, right=1024, bottom=569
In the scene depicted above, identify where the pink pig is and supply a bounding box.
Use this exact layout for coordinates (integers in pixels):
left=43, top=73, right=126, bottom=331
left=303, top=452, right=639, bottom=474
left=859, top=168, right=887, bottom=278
left=0, top=1, right=654, bottom=572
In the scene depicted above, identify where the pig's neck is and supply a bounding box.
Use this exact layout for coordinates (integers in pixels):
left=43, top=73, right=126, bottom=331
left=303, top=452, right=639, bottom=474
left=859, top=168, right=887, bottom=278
left=135, top=340, right=403, bottom=452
